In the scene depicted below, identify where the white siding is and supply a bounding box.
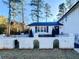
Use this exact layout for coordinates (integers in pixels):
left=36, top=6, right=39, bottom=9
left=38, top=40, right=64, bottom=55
left=49, top=26, right=53, bottom=34
left=30, top=26, right=35, bottom=34
left=31, top=26, right=53, bottom=37
left=60, top=6, right=79, bottom=35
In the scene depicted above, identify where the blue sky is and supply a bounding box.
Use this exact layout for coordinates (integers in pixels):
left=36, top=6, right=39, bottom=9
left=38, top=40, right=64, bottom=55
left=0, top=0, right=65, bottom=24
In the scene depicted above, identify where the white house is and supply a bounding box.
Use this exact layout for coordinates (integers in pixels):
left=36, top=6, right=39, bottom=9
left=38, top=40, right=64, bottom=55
left=0, top=21, right=74, bottom=49
left=0, top=1, right=77, bottom=49
left=28, top=22, right=63, bottom=37
left=58, top=1, right=79, bottom=48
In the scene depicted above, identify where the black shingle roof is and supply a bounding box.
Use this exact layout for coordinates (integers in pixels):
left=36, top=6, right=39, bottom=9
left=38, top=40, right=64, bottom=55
left=10, top=0, right=21, bottom=3
left=28, top=22, right=63, bottom=26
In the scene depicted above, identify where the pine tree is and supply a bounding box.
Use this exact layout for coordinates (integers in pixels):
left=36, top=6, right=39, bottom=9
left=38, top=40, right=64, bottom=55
left=44, top=3, right=52, bottom=22
left=30, top=0, right=44, bottom=22
left=65, top=0, right=72, bottom=9
left=2, top=0, right=25, bottom=36
left=57, top=3, right=67, bottom=19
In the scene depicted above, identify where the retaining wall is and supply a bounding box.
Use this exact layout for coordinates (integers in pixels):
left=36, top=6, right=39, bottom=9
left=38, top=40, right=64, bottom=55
left=0, top=36, right=74, bottom=49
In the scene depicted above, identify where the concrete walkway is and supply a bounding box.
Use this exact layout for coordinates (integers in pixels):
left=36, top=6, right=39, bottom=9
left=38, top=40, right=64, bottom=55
left=0, top=49, right=79, bottom=59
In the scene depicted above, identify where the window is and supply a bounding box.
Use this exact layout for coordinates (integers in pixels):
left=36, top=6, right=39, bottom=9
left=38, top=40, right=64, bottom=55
left=44, top=26, right=46, bottom=32
left=37, top=26, right=40, bottom=32
left=35, top=26, right=37, bottom=33
left=35, top=26, right=48, bottom=33
left=41, top=26, right=43, bottom=32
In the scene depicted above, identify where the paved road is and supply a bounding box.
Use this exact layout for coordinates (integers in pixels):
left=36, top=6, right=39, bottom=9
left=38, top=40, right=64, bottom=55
left=0, top=49, right=79, bottom=59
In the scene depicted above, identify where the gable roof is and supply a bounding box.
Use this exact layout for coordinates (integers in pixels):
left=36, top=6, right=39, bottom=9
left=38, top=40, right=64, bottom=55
left=58, top=1, right=79, bottom=22
left=28, top=22, right=63, bottom=26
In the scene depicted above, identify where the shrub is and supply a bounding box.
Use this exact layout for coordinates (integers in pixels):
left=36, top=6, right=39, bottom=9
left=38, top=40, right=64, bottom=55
left=0, top=27, right=5, bottom=34
left=14, top=40, right=19, bottom=49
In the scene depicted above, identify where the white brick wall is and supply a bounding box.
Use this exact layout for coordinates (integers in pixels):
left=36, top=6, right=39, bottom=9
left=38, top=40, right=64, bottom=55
left=0, top=36, right=74, bottom=49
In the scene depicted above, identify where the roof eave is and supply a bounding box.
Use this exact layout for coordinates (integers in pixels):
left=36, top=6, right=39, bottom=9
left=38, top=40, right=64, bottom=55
left=58, top=1, right=79, bottom=22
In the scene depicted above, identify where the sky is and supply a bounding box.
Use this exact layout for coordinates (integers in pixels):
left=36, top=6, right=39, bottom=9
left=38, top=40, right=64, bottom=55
left=0, top=0, right=65, bottom=24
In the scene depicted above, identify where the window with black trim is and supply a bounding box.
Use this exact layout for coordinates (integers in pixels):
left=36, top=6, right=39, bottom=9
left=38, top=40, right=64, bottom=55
left=35, top=26, right=48, bottom=33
